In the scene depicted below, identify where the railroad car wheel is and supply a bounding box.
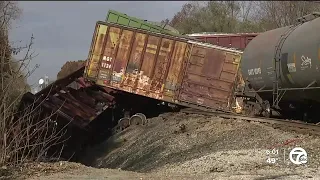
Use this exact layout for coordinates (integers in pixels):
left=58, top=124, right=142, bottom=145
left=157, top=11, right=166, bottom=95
left=135, top=113, right=147, bottom=124
left=112, top=124, right=121, bottom=134
left=261, top=101, right=271, bottom=118
left=261, top=110, right=271, bottom=118
left=243, top=104, right=259, bottom=117
left=129, top=114, right=144, bottom=126
left=118, top=117, right=130, bottom=130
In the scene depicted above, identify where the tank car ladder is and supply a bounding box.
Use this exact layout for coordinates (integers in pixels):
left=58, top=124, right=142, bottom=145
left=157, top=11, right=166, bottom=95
left=272, top=13, right=318, bottom=109
left=272, top=25, right=300, bottom=109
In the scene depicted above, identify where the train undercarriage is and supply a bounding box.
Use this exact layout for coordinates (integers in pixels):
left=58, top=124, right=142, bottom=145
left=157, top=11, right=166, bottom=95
left=234, top=83, right=320, bottom=123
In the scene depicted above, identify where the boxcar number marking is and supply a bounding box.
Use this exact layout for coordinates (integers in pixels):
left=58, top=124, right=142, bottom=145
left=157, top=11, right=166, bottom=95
left=248, top=68, right=261, bottom=76
left=101, top=56, right=112, bottom=69
left=102, top=56, right=112, bottom=61
left=101, top=63, right=111, bottom=69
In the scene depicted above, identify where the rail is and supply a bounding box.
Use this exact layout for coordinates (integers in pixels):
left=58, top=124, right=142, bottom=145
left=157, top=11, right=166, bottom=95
left=180, top=108, right=320, bottom=136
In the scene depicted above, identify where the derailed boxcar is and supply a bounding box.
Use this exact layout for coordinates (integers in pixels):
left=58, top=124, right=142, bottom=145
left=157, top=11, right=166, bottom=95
left=187, top=33, right=259, bottom=50
left=85, top=21, right=243, bottom=112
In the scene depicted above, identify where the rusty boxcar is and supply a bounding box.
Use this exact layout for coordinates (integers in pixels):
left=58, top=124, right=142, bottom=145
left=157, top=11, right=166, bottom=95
left=85, top=21, right=243, bottom=112
left=187, top=33, right=259, bottom=50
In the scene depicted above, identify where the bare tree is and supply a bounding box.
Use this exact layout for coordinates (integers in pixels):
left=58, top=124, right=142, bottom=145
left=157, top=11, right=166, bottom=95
left=238, top=1, right=254, bottom=22
left=0, top=1, right=69, bottom=168
left=254, top=1, right=320, bottom=30
left=166, top=1, right=204, bottom=34
left=167, top=1, right=263, bottom=34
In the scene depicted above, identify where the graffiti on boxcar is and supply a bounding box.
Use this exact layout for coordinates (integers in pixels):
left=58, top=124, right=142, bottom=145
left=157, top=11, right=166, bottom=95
left=254, top=68, right=261, bottom=75
left=301, top=55, right=312, bottom=70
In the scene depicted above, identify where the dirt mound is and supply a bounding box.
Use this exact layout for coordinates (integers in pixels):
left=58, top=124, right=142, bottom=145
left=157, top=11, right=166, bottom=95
left=80, top=112, right=320, bottom=178
left=57, top=60, right=85, bottom=79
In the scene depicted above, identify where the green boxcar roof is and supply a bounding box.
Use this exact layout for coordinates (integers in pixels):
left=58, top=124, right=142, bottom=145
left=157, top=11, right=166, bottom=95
left=106, top=10, right=182, bottom=37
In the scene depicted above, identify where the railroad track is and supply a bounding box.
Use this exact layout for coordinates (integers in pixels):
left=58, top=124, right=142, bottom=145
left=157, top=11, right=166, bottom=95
left=180, top=108, right=320, bottom=136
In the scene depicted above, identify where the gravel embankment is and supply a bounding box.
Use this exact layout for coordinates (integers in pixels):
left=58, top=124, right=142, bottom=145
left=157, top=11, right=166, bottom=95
left=79, top=112, right=320, bottom=179
left=19, top=112, right=320, bottom=179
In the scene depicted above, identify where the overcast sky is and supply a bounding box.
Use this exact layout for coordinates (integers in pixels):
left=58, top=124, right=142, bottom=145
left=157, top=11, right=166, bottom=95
left=9, top=1, right=186, bottom=87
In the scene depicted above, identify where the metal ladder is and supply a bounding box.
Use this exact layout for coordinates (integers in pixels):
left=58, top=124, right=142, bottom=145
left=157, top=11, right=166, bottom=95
left=272, top=25, right=300, bottom=108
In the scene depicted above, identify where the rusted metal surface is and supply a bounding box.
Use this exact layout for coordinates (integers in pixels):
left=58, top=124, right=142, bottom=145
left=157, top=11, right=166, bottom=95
left=85, top=24, right=108, bottom=80
left=151, top=38, right=174, bottom=94
left=23, top=65, right=116, bottom=130
left=178, top=45, right=241, bottom=111
left=86, top=21, right=243, bottom=112
left=163, top=42, right=187, bottom=101
left=57, top=61, right=86, bottom=80
left=187, top=33, right=259, bottom=50
left=126, top=33, right=147, bottom=74
left=18, top=62, right=121, bottom=160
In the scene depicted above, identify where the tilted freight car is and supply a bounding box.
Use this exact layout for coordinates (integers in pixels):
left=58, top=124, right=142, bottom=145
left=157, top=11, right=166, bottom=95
left=187, top=33, right=259, bottom=50
left=84, top=21, right=243, bottom=126
left=239, top=12, right=320, bottom=121
left=19, top=66, right=118, bottom=159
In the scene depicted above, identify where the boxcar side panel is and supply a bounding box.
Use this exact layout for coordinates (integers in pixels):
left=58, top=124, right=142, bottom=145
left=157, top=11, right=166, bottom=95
left=95, top=26, right=121, bottom=86
left=190, top=34, right=258, bottom=50
left=162, top=42, right=188, bottom=101
left=230, top=37, right=241, bottom=49
left=150, top=38, right=175, bottom=94
left=140, top=36, right=160, bottom=78
left=178, top=45, right=241, bottom=110
left=109, top=29, right=134, bottom=86
left=121, top=33, right=148, bottom=92
left=125, top=33, right=147, bottom=74
left=91, top=22, right=189, bottom=102
left=134, top=35, right=161, bottom=96
left=218, top=37, right=230, bottom=48
left=206, top=37, right=218, bottom=45
left=85, top=24, right=108, bottom=80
